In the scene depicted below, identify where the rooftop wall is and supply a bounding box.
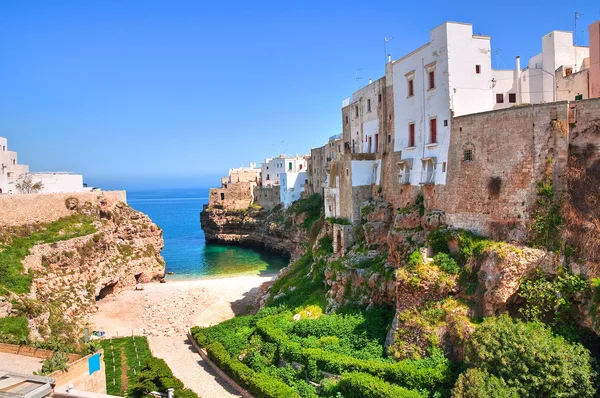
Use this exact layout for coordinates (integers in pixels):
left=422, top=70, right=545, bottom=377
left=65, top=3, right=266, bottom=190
left=0, top=191, right=127, bottom=227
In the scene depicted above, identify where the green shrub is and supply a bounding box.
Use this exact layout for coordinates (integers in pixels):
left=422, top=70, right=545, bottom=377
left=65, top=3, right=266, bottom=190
left=206, top=341, right=301, bottom=398
left=326, top=217, right=352, bottom=225
left=315, top=236, right=333, bottom=257
left=35, top=351, right=69, bottom=375
left=463, top=314, right=597, bottom=397
left=337, top=372, right=424, bottom=398
left=452, top=368, right=519, bottom=398
left=0, top=315, right=29, bottom=343
left=407, top=250, right=423, bottom=272
left=132, top=357, right=198, bottom=398
left=190, top=315, right=255, bottom=355
left=433, top=253, right=459, bottom=275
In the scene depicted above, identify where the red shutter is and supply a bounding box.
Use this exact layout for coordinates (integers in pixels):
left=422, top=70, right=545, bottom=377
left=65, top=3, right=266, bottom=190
left=430, top=119, right=437, bottom=143
left=409, top=124, right=415, bottom=147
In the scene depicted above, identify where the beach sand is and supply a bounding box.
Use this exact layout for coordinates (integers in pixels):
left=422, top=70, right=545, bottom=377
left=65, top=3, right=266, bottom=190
left=90, top=274, right=276, bottom=398
left=90, top=274, right=274, bottom=337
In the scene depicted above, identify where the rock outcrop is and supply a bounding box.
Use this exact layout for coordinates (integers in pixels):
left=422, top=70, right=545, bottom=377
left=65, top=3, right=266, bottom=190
left=200, top=206, right=306, bottom=260
left=1, top=196, right=165, bottom=343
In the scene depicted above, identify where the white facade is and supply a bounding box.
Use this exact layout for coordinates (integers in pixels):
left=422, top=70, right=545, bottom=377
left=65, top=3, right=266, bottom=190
left=492, top=30, right=590, bottom=109
left=280, top=171, right=308, bottom=208
left=29, top=173, right=86, bottom=193
left=0, top=136, right=30, bottom=193
left=0, top=136, right=88, bottom=194
left=261, top=155, right=309, bottom=187
left=351, top=159, right=381, bottom=187
left=392, top=22, right=493, bottom=186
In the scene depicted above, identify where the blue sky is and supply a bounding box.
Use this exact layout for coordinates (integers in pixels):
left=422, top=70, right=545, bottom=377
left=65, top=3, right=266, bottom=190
left=0, top=0, right=597, bottom=189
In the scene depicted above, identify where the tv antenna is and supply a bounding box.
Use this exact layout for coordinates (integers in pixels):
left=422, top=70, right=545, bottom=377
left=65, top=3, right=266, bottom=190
left=574, top=12, right=583, bottom=45
left=384, top=37, right=393, bottom=67
left=355, top=68, right=363, bottom=90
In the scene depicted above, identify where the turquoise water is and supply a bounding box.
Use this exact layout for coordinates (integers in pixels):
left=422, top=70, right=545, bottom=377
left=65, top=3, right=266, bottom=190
left=127, top=188, right=289, bottom=279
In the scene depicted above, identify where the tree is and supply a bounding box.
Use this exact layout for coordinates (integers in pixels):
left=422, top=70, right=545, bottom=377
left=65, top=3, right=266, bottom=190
left=457, top=314, right=597, bottom=397
left=452, top=368, right=519, bottom=398
left=15, top=173, right=44, bottom=194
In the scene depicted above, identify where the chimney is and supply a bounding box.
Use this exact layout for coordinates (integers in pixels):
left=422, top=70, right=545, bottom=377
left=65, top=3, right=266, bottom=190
left=516, top=56, right=521, bottom=72
left=387, top=54, right=391, bottom=63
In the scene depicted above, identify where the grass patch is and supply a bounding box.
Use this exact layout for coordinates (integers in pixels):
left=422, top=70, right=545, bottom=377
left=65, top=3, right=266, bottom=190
left=0, top=315, right=29, bottom=343
left=0, top=214, right=97, bottom=294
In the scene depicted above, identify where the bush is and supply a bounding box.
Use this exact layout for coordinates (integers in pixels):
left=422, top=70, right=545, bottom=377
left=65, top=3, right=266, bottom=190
left=337, top=372, right=424, bottom=398
left=206, top=341, right=301, bottom=398
left=132, top=357, right=198, bottom=398
left=463, top=314, right=597, bottom=397
left=0, top=315, right=29, bottom=343
left=433, top=253, right=459, bottom=275
left=452, top=368, right=518, bottom=398
left=35, top=351, right=69, bottom=375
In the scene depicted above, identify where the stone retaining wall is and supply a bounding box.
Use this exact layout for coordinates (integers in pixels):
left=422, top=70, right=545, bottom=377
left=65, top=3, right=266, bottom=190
left=0, top=342, right=81, bottom=363
left=0, top=191, right=127, bottom=226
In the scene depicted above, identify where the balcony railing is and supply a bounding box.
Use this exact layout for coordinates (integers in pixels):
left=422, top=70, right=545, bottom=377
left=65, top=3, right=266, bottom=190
left=421, top=171, right=435, bottom=185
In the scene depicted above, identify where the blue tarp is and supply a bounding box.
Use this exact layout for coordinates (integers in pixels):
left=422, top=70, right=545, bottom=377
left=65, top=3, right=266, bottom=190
left=88, top=353, right=101, bottom=375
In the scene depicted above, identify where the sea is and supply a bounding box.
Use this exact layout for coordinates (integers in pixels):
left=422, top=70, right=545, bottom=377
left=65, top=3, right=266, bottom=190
left=127, top=188, right=288, bottom=280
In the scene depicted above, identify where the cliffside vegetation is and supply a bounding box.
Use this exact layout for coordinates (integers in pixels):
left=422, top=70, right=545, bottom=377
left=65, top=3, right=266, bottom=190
left=196, top=190, right=600, bottom=397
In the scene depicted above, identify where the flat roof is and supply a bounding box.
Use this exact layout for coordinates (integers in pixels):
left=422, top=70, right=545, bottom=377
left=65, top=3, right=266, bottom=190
left=0, top=371, right=55, bottom=398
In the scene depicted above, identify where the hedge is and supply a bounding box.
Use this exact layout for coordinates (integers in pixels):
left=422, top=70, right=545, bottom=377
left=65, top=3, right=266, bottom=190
left=132, top=357, right=198, bottom=398
left=206, top=341, right=301, bottom=398
left=255, top=315, right=452, bottom=392
left=337, top=372, right=425, bottom=398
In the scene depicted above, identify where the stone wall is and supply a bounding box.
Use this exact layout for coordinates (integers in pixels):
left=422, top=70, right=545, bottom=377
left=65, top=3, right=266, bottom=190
left=208, top=182, right=255, bottom=211
left=431, top=102, right=570, bottom=239
left=0, top=343, right=81, bottom=363
left=569, top=98, right=600, bottom=166
left=253, top=186, right=280, bottom=210
left=0, top=191, right=127, bottom=227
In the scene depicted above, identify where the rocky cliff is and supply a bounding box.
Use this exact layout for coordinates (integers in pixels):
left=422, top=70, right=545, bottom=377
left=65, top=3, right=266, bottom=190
left=200, top=205, right=308, bottom=261
left=0, top=194, right=165, bottom=345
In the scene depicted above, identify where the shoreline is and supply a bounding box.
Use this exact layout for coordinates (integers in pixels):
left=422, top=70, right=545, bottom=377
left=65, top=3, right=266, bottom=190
left=163, top=270, right=281, bottom=282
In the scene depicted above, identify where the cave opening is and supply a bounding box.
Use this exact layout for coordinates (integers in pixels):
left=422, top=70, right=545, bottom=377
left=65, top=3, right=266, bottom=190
left=95, top=281, right=118, bottom=301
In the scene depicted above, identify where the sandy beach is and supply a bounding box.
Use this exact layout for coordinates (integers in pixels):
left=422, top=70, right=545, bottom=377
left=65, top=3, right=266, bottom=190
left=89, top=274, right=276, bottom=398
left=90, top=274, right=274, bottom=337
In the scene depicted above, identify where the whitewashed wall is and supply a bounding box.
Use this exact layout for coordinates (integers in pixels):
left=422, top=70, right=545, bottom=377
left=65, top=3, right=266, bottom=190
left=393, top=22, right=492, bottom=186
left=280, top=171, right=308, bottom=208
left=351, top=160, right=381, bottom=187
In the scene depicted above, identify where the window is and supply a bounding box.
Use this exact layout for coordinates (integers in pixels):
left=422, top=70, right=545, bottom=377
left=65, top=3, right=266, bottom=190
left=408, top=123, right=415, bottom=147
left=429, top=118, right=437, bottom=144
left=428, top=71, right=435, bottom=90
left=367, top=99, right=371, bottom=112
left=496, top=94, right=504, bottom=103
left=288, top=162, right=292, bottom=170
left=398, top=162, right=411, bottom=184
left=509, top=93, right=516, bottom=103
left=388, top=134, right=391, bottom=144
left=464, top=149, right=473, bottom=162
left=346, top=168, right=349, bottom=176
left=378, top=93, right=382, bottom=103
left=345, top=116, right=348, bottom=124
left=299, top=164, right=303, bottom=170
left=12, top=159, right=16, bottom=165
left=475, top=65, right=481, bottom=74
left=220, top=193, right=225, bottom=200
left=442, top=162, right=446, bottom=173
left=355, top=106, right=359, bottom=117
left=407, top=79, right=414, bottom=97
left=443, top=120, right=448, bottom=127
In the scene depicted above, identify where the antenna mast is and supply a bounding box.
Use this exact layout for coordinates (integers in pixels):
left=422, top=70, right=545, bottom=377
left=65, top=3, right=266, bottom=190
left=574, top=12, right=583, bottom=45
left=355, top=68, right=363, bottom=90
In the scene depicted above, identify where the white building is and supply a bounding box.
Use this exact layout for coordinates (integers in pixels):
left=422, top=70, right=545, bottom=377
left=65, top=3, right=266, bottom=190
left=261, top=154, right=309, bottom=187
left=0, top=136, right=88, bottom=194
left=392, top=22, right=494, bottom=186
left=492, top=30, right=590, bottom=109
left=280, top=170, right=308, bottom=208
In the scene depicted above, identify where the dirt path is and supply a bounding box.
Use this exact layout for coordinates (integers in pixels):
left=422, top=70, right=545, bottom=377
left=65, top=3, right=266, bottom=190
left=90, top=274, right=274, bottom=397
left=148, top=335, right=241, bottom=398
